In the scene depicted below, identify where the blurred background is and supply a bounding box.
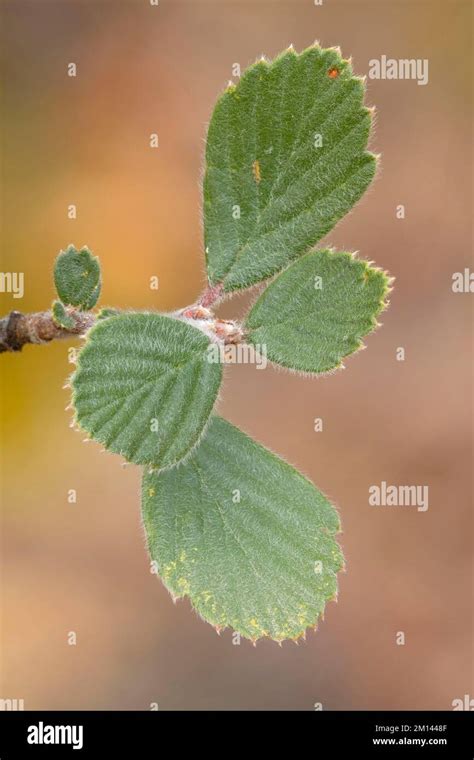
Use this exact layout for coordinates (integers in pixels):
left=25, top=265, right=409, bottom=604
left=1, top=0, right=472, bottom=710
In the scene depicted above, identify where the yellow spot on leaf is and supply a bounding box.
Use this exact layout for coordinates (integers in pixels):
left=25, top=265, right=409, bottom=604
left=247, top=618, right=267, bottom=637
left=162, top=560, right=177, bottom=581
left=252, top=159, right=262, bottom=184
left=177, top=577, right=190, bottom=594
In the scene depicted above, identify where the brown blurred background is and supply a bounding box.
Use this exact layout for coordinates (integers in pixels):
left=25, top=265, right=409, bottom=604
left=1, top=0, right=472, bottom=710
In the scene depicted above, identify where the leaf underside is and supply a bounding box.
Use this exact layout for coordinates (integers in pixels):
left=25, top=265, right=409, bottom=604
left=72, top=313, right=222, bottom=468
left=54, top=245, right=101, bottom=310
left=246, top=249, right=390, bottom=373
left=142, top=416, right=343, bottom=642
left=203, top=44, right=376, bottom=292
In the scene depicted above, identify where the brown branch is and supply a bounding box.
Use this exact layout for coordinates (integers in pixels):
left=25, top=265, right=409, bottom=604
left=0, top=309, right=96, bottom=354
left=1, top=283, right=229, bottom=355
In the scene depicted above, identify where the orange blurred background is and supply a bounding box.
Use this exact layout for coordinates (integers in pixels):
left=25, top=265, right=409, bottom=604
left=1, top=0, right=472, bottom=710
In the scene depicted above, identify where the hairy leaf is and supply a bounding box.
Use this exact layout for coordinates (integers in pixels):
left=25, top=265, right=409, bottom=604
left=52, top=300, right=75, bottom=330
left=142, top=416, right=343, bottom=641
left=97, top=307, right=120, bottom=320
left=245, top=249, right=389, bottom=373
left=72, top=313, right=222, bottom=468
left=203, top=44, right=376, bottom=292
left=54, top=244, right=101, bottom=310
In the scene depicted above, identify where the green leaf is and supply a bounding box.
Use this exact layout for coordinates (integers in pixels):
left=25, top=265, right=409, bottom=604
left=72, top=313, right=222, bottom=468
left=203, top=44, right=376, bottom=293
left=245, top=249, right=390, bottom=373
left=54, top=244, right=101, bottom=310
left=51, top=300, right=75, bottom=330
left=97, top=307, right=120, bottom=320
left=142, top=416, right=343, bottom=641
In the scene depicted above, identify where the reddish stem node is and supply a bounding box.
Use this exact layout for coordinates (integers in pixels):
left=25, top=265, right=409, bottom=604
left=199, top=282, right=224, bottom=309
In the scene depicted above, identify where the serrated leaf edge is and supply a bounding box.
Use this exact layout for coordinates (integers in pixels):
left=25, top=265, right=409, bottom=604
left=69, top=312, right=224, bottom=471
left=143, top=414, right=345, bottom=643
left=244, top=248, right=393, bottom=376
